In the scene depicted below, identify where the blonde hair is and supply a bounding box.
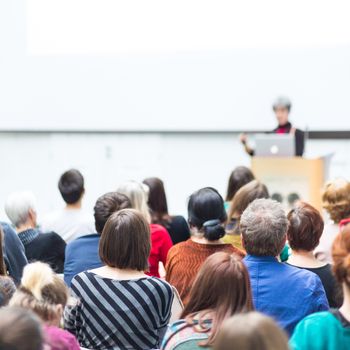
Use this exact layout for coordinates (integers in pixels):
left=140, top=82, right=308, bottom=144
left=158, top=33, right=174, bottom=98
left=117, top=181, right=151, bottom=223
left=322, top=178, right=350, bottom=223
left=9, top=262, right=68, bottom=323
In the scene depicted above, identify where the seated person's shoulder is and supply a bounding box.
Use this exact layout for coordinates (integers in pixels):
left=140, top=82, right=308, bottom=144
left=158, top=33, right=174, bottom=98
left=168, top=240, right=188, bottom=254
left=171, top=215, right=188, bottom=225
left=283, top=263, right=324, bottom=288
left=293, top=311, right=336, bottom=335
left=41, top=231, right=66, bottom=245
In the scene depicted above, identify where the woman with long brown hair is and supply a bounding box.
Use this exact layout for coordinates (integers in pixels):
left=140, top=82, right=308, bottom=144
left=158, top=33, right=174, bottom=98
left=143, top=177, right=190, bottom=244
left=223, top=180, right=269, bottom=250
left=162, top=252, right=253, bottom=349
left=225, top=166, right=255, bottom=210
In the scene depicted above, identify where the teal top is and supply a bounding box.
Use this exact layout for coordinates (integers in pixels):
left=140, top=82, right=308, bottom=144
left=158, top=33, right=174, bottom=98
left=161, top=319, right=210, bottom=350
left=290, top=311, right=350, bottom=350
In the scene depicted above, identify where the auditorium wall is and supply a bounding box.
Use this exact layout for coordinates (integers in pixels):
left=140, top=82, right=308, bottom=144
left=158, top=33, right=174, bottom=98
left=0, top=132, right=349, bottom=221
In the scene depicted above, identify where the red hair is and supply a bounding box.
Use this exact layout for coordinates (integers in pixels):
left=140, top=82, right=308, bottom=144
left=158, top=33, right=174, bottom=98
left=332, top=225, right=350, bottom=287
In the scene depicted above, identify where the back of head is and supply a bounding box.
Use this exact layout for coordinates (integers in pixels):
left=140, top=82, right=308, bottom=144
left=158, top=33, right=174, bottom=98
left=322, top=178, right=350, bottom=223
left=94, top=192, right=131, bottom=234
left=214, top=312, right=289, bottom=350
left=117, top=181, right=151, bottom=223
left=227, top=180, right=269, bottom=224
left=10, top=262, right=68, bottom=323
left=226, top=166, right=255, bottom=202
left=272, top=96, right=292, bottom=112
left=0, top=306, right=43, bottom=350
left=142, top=177, right=169, bottom=223
left=99, top=209, right=151, bottom=271
left=188, top=187, right=227, bottom=241
left=240, top=198, right=288, bottom=256
left=287, top=202, right=324, bottom=252
left=332, top=225, right=350, bottom=288
left=0, top=276, right=16, bottom=306
left=5, top=191, right=37, bottom=228
left=182, top=252, right=253, bottom=346
left=58, top=169, right=85, bottom=204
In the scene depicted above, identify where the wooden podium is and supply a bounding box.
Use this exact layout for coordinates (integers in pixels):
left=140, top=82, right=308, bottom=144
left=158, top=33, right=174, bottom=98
left=251, top=156, right=331, bottom=211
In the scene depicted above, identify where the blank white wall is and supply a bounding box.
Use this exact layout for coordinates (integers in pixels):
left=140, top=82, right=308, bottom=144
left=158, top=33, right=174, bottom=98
left=1, top=1, right=350, bottom=131
left=0, top=132, right=349, bottom=224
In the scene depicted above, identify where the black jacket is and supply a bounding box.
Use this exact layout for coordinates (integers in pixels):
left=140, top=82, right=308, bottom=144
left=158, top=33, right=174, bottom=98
left=272, top=122, right=305, bottom=156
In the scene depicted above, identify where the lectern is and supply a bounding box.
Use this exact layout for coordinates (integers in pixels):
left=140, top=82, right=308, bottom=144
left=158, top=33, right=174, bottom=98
left=251, top=156, right=332, bottom=211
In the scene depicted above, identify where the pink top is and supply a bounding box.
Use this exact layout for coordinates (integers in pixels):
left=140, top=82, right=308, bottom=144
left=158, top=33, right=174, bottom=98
left=44, top=325, right=80, bottom=350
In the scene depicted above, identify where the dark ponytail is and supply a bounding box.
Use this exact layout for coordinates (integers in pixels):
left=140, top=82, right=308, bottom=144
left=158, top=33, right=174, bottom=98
left=188, top=187, right=227, bottom=241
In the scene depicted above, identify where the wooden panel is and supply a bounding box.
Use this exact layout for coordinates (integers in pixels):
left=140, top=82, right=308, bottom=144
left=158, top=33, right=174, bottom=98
left=252, top=157, right=325, bottom=211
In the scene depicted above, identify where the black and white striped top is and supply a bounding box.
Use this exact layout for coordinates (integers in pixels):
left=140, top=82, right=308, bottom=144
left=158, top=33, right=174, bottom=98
left=64, top=271, right=174, bottom=350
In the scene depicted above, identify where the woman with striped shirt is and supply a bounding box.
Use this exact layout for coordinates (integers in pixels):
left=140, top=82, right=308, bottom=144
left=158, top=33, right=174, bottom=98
left=65, top=209, right=174, bottom=350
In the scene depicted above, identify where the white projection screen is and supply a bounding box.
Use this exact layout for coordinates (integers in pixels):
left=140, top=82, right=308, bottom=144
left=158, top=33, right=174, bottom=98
left=1, top=0, right=350, bottom=131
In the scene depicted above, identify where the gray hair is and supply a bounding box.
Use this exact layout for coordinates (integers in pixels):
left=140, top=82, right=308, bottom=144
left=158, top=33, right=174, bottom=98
left=240, top=198, right=288, bottom=256
left=5, top=191, right=37, bottom=228
left=272, top=96, right=291, bottom=112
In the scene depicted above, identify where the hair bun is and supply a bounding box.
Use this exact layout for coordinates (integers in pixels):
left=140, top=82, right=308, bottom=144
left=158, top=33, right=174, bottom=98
left=203, top=219, right=225, bottom=241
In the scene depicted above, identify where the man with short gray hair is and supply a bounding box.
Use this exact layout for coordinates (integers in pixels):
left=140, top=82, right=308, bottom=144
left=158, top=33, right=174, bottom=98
left=5, top=191, right=66, bottom=273
left=241, top=198, right=328, bottom=335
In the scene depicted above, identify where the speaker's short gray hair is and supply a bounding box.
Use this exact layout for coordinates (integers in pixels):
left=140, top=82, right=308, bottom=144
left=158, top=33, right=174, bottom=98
left=240, top=198, right=288, bottom=256
left=272, top=96, right=292, bottom=112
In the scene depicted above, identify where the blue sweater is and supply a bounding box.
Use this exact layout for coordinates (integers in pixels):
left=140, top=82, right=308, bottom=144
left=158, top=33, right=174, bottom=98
left=1, top=222, right=27, bottom=284
left=64, top=234, right=103, bottom=286
left=244, top=255, right=329, bottom=335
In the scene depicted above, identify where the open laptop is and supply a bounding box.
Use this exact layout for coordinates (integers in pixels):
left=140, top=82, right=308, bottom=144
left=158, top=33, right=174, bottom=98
left=254, top=134, right=295, bottom=157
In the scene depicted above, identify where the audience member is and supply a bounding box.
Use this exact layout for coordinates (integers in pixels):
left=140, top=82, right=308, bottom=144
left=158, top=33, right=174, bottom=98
left=143, top=177, right=190, bottom=244
left=162, top=252, right=253, bottom=349
left=1, top=221, right=27, bottom=284
left=9, top=262, right=80, bottom=350
left=65, top=209, right=174, bottom=350
left=41, top=169, right=95, bottom=242
left=315, top=178, right=350, bottom=263
left=287, top=202, right=342, bottom=307
left=166, top=187, right=244, bottom=305
left=224, top=180, right=269, bottom=250
left=5, top=191, right=66, bottom=273
left=64, top=191, right=131, bottom=286
left=225, top=166, right=255, bottom=210
left=241, top=198, right=329, bottom=335
left=117, top=180, right=173, bottom=277
left=0, top=307, right=43, bottom=350
left=214, top=312, right=289, bottom=350
left=290, top=225, right=350, bottom=349
left=0, top=226, right=16, bottom=306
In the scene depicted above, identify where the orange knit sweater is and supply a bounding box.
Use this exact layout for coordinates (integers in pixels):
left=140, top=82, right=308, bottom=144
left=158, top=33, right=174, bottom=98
left=165, top=239, right=245, bottom=305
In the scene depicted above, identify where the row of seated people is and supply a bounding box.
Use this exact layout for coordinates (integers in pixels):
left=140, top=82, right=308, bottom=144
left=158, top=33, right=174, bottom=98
left=0, top=199, right=349, bottom=349
left=0, top=167, right=350, bottom=349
